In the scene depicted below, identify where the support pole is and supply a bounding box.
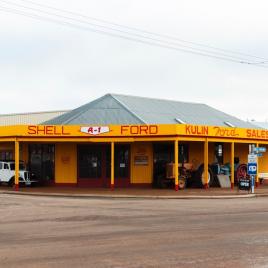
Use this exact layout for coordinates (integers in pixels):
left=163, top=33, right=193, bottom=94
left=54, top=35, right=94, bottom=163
left=256, top=143, right=259, bottom=187
left=14, top=140, right=19, bottom=191
left=204, top=139, right=209, bottom=189
left=111, top=142, right=115, bottom=190
left=174, top=139, right=179, bottom=191
left=231, top=142, right=235, bottom=189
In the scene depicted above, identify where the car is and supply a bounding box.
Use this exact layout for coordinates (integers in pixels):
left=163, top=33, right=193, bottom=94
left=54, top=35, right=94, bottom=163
left=0, top=160, right=35, bottom=186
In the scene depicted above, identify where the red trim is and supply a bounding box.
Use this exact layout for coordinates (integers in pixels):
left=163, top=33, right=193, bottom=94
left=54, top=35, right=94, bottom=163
left=130, top=183, right=152, bottom=188
left=175, top=184, right=179, bottom=191
left=256, top=181, right=260, bottom=187
left=77, top=178, right=105, bottom=187
left=231, top=182, right=234, bottom=189
left=54, top=183, right=77, bottom=187
left=203, top=183, right=209, bottom=189
left=110, top=184, right=114, bottom=190
left=14, top=184, right=19, bottom=191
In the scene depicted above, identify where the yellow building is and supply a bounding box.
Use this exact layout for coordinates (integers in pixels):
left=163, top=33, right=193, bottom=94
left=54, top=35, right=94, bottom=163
left=0, top=94, right=267, bottom=190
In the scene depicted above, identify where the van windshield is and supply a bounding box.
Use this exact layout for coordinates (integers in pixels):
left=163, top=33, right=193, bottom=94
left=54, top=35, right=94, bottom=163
left=9, top=163, right=25, bottom=171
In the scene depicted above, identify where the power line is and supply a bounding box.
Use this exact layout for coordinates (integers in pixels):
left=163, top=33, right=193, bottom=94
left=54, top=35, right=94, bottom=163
left=0, top=2, right=267, bottom=68
left=13, top=0, right=268, bottom=62
left=0, top=0, right=260, bottom=63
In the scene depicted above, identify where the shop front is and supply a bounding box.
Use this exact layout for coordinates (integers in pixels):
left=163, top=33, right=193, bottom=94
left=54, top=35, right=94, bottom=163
left=1, top=124, right=268, bottom=191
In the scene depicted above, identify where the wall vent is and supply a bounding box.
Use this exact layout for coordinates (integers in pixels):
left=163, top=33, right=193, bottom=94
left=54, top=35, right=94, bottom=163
left=175, top=118, right=186, bottom=124
left=224, top=121, right=235, bottom=127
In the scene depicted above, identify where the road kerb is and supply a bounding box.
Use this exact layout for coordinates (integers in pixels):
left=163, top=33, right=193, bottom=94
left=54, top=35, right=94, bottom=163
left=0, top=190, right=258, bottom=200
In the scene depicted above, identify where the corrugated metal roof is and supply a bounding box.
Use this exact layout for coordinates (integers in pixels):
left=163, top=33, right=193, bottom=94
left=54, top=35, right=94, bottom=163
left=43, top=93, right=258, bottom=128
left=0, top=110, right=69, bottom=126
left=251, top=121, right=268, bottom=129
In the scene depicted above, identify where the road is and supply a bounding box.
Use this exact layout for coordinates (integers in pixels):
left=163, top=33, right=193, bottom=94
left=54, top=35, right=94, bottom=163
left=0, top=194, right=267, bottom=268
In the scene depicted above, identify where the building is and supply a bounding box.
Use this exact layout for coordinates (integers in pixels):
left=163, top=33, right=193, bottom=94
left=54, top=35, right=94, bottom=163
left=0, top=110, right=69, bottom=126
left=0, top=93, right=267, bottom=190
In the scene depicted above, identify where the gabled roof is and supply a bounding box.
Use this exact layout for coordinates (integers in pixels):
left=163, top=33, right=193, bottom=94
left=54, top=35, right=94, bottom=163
left=43, top=93, right=257, bottom=128
left=251, top=121, right=268, bottom=129
left=0, top=110, right=69, bottom=126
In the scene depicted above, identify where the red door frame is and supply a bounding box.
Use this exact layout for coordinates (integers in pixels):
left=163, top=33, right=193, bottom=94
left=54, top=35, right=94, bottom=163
left=77, top=143, right=131, bottom=188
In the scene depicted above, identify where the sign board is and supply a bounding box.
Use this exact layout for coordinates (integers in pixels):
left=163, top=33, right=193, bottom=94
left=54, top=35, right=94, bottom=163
left=134, top=155, right=148, bottom=166
left=248, top=154, right=257, bottom=164
left=238, top=178, right=251, bottom=191
left=248, top=163, right=257, bottom=175
left=254, top=147, right=266, bottom=153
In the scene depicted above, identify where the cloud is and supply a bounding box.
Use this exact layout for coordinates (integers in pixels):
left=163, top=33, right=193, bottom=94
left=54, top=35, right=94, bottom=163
left=0, top=0, right=268, bottom=121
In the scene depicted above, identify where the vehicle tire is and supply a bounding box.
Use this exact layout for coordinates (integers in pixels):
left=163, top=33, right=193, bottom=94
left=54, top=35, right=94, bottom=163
left=235, top=164, right=249, bottom=184
left=8, top=177, right=14, bottom=187
left=196, top=164, right=214, bottom=187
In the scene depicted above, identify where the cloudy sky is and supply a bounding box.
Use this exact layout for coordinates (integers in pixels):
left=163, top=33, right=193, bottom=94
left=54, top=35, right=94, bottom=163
left=0, top=0, right=268, bottom=121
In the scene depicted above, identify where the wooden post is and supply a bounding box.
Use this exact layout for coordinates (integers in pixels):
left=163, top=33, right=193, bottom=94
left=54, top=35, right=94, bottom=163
left=174, top=140, right=179, bottom=191
left=111, top=142, right=115, bottom=190
left=231, top=142, right=235, bottom=189
left=204, top=139, right=209, bottom=189
left=14, top=140, right=19, bottom=191
left=256, top=143, right=259, bottom=187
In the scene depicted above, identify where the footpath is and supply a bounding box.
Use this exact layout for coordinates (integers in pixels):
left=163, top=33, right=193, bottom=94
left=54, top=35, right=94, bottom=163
left=1, top=186, right=268, bottom=199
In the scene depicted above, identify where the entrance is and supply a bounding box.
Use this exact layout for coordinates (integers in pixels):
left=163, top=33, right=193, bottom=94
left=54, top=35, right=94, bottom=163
left=77, top=144, right=130, bottom=187
left=28, top=144, right=55, bottom=185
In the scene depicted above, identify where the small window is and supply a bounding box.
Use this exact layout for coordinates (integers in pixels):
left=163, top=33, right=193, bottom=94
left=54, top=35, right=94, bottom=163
left=4, top=163, right=9, bottom=170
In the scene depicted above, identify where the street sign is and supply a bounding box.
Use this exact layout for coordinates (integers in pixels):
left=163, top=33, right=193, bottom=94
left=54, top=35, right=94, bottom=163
left=248, top=163, right=257, bottom=175
left=248, top=154, right=257, bottom=164
left=254, top=147, right=266, bottom=153
left=257, top=153, right=263, bottom=157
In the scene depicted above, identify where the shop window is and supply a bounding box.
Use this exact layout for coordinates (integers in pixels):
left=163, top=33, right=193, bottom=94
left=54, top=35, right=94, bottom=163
left=215, top=143, right=224, bottom=164
left=78, top=145, right=102, bottom=179
left=0, top=151, right=13, bottom=161
left=29, top=144, right=55, bottom=182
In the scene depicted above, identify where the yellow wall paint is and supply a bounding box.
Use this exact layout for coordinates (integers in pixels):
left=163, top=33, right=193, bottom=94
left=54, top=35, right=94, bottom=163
left=131, top=142, right=153, bottom=184
left=21, top=143, right=28, bottom=163
left=55, top=143, right=77, bottom=184
left=258, top=144, right=268, bottom=173
left=188, top=142, right=204, bottom=170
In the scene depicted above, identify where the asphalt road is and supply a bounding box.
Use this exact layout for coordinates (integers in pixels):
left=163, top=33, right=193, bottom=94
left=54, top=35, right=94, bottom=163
left=0, top=194, right=268, bottom=268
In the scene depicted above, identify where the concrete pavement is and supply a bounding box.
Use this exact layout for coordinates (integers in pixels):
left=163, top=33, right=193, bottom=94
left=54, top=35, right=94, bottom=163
left=1, top=186, right=268, bottom=199
left=0, top=194, right=268, bottom=267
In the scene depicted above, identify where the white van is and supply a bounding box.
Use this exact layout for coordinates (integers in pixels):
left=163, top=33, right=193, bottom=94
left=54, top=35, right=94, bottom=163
left=0, top=161, right=34, bottom=186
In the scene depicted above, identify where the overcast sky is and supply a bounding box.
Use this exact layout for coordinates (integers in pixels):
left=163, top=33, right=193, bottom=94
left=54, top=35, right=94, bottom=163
left=0, top=0, right=268, bottom=121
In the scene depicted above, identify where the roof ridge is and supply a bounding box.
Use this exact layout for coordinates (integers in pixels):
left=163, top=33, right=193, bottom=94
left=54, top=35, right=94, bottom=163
left=62, top=94, right=110, bottom=125
left=110, top=93, right=204, bottom=105
left=109, top=94, right=146, bottom=124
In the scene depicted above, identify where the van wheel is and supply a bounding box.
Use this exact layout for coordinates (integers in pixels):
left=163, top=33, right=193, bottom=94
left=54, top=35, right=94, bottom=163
left=8, top=177, right=14, bottom=187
